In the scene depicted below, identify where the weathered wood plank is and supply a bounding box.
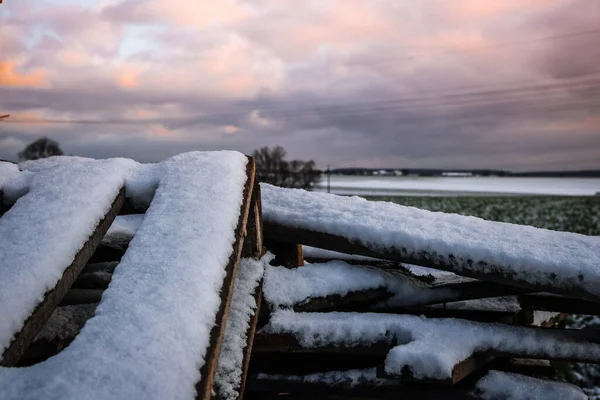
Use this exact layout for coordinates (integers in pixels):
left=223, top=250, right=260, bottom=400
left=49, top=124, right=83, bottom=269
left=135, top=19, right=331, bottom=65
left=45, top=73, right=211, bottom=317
left=0, top=188, right=125, bottom=366
left=377, top=352, right=495, bottom=385
left=242, top=180, right=264, bottom=259
left=59, top=289, right=104, bottom=306
left=245, top=374, right=475, bottom=399
left=235, top=285, right=263, bottom=400
left=265, top=240, right=304, bottom=268
left=287, top=280, right=529, bottom=313
left=263, top=222, right=599, bottom=302
left=519, top=293, right=600, bottom=315
left=292, top=288, right=391, bottom=313
left=195, top=157, right=257, bottom=400
left=252, top=332, right=393, bottom=356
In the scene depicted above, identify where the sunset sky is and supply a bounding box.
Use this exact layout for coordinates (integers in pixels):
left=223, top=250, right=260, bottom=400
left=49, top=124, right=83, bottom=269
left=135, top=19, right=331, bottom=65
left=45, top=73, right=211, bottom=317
left=0, top=0, right=598, bottom=170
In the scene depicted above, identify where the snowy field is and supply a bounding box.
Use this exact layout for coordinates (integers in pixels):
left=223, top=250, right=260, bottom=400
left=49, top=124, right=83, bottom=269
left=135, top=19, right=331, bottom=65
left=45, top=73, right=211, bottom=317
left=314, top=176, right=600, bottom=196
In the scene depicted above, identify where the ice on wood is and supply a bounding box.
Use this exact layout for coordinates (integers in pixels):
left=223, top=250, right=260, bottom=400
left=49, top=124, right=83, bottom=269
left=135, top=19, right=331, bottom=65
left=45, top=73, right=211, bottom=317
left=263, top=310, right=600, bottom=381
left=214, top=254, right=273, bottom=400
left=0, top=158, right=136, bottom=357
left=261, top=184, right=600, bottom=300
left=0, top=151, right=249, bottom=400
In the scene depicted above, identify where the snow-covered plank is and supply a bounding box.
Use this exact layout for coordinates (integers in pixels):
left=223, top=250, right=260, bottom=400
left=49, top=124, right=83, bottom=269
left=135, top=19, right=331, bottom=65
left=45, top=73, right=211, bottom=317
left=475, top=370, right=586, bottom=400
left=0, top=151, right=255, bottom=400
left=0, top=159, right=132, bottom=366
left=261, top=184, right=600, bottom=302
left=247, top=369, right=473, bottom=399
left=263, top=262, right=528, bottom=313
left=214, top=254, right=271, bottom=400
left=262, top=310, right=600, bottom=383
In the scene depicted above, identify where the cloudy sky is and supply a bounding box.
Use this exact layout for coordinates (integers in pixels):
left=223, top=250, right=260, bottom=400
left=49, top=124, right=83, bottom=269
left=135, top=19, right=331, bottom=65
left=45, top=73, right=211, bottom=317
left=0, top=0, right=598, bottom=170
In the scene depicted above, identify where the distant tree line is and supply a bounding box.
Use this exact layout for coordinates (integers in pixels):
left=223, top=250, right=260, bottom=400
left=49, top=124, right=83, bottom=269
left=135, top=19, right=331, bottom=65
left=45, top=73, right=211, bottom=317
left=14, top=139, right=320, bottom=189
left=252, top=146, right=320, bottom=189
left=18, top=138, right=64, bottom=161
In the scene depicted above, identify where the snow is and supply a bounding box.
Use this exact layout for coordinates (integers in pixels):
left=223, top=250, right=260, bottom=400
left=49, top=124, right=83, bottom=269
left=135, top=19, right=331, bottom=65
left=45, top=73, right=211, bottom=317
left=0, top=151, right=249, bottom=400
left=263, top=310, right=600, bottom=381
left=103, top=214, right=144, bottom=245
left=532, top=311, right=561, bottom=326
left=302, top=246, right=379, bottom=262
left=18, top=155, right=160, bottom=209
left=261, top=184, right=600, bottom=300
left=314, top=176, right=600, bottom=196
left=0, top=162, right=19, bottom=189
left=476, top=370, right=586, bottom=400
left=214, top=253, right=273, bottom=400
left=0, top=158, right=136, bottom=357
left=263, top=261, right=450, bottom=308
left=18, top=156, right=94, bottom=172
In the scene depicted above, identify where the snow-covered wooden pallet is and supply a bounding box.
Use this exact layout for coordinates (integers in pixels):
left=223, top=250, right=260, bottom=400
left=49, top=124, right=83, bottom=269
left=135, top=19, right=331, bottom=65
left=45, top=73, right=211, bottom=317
left=0, top=152, right=264, bottom=400
left=261, top=184, right=600, bottom=302
left=252, top=184, right=600, bottom=397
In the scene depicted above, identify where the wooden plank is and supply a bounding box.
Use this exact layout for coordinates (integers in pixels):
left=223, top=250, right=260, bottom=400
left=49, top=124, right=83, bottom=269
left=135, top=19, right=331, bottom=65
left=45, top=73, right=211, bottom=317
left=0, top=188, right=125, bottom=366
left=265, top=240, right=304, bottom=268
left=234, top=285, right=263, bottom=400
left=242, top=179, right=264, bottom=259
left=493, top=358, right=556, bottom=379
left=245, top=375, right=475, bottom=399
left=519, top=293, right=600, bottom=315
left=59, top=289, right=104, bottom=306
left=195, top=157, right=256, bottom=400
left=377, top=352, right=495, bottom=385
left=293, top=288, right=391, bottom=313
left=290, top=280, right=529, bottom=313
left=263, top=222, right=600, bottom=302
left=252, top=332, right=392, bottom=356
left=248, top=352, right=384, bottom=376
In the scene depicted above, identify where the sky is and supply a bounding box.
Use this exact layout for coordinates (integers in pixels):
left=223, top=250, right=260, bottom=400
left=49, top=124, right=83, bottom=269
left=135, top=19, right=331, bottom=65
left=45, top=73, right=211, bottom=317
left=0, top=0, right=599, bottom=170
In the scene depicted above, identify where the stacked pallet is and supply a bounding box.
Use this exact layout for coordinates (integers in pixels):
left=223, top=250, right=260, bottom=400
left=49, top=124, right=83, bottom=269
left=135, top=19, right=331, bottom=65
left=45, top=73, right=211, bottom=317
left=1, top=156, right=599, bottom=399
left=246, top=184, right=600, bottom=399
left=0, top=153, right=264, bottom=400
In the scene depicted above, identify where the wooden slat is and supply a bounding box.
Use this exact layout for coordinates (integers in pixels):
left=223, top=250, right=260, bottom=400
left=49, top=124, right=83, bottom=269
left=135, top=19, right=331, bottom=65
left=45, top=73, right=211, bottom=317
left=265, top=240, right=304, bottom=268
left=288, top=280, right=529, bottom=313
left=245, top=375, right=475, bottom=399
left=253, top=332, right=393, bottom=356
left=263, top=222, right=600, bottom=302
left=377, top=352, right=495, bottom=385
left=242, top=180, right=264, bottom=259
left=0, top=188, right=125, bottom=366
left=293, top=288, right=391, bottom=312
left=59, top=289, right=104, bottom=306
left=195, top=157, right=256, bottom=400
left=519, top=293, right=600, bottom=315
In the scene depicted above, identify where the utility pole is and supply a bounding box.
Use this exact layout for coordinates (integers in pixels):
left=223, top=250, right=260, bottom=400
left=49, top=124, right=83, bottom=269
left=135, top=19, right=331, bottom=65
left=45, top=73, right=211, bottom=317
left=327, top=164, right=331, bottom=193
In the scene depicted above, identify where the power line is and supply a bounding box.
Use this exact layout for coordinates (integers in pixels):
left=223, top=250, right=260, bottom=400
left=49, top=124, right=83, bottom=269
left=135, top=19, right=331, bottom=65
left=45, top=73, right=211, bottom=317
left=6, top=75, right=599, bottom=126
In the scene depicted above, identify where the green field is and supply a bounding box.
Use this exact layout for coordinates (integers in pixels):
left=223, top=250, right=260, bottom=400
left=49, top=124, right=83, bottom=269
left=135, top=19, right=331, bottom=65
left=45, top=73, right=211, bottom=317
left=363, top=195, right=600, bottom=236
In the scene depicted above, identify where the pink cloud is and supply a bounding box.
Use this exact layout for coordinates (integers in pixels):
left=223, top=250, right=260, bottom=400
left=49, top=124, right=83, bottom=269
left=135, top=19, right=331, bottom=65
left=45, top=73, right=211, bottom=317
left=0, top=61, right=49, bottom=88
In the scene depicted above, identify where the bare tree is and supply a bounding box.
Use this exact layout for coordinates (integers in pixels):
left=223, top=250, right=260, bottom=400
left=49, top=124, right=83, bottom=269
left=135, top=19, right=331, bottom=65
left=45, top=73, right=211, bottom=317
left=18, top=138, right=64, bottom=161
left=252, top=146, right=320, bottom=189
